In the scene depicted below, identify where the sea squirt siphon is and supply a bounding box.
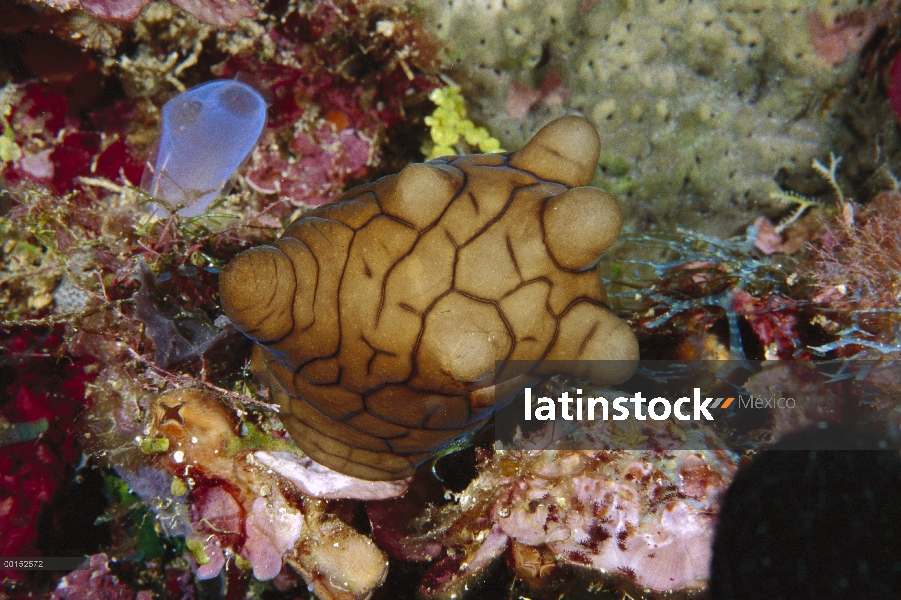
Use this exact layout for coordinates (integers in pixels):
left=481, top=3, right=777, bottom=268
left=142, top=79, right=267, bottom=218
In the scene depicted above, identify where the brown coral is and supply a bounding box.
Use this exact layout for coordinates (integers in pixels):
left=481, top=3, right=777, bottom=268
left=220, top=116, right=638, bottom=480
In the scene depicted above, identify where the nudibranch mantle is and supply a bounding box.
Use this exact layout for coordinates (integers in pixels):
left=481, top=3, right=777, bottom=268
left=220, top=115, right=639, bottom=481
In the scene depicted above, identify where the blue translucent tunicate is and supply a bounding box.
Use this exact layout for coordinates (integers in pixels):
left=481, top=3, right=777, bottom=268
left=141, top=80, right=267, bottom=218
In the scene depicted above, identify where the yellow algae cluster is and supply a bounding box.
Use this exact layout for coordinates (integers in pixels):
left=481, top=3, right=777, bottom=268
left=423, top=86, right=503, bottom=159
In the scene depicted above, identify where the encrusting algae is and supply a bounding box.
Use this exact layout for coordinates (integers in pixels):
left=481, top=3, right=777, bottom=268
left=423, top=86, right=503, bottom=159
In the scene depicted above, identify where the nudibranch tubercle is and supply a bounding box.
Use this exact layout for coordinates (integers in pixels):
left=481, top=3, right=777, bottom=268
left=220, top=116, right=639, bottom=481
left=141, top=79, right=267, bottom=218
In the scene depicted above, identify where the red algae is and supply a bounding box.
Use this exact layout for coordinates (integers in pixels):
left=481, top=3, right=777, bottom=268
left=0, top=328, right=96, bottom=584
left=39, top=0, right=258, bottom=27
left=3, top=82, right=142, bottom=194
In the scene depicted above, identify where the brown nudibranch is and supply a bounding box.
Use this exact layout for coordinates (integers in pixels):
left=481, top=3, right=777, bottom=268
left=220, top=116, right=639, bottom=481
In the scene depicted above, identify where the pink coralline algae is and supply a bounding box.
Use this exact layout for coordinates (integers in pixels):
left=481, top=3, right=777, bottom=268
left=497, top=451, right=734, bottom=592
left=242, top=496, right=304, bottom=580
left=218, top=48, right=430, bottom=206
left=752, top=215, right=817, bottom=255
left=731, top=290, right=804, bottom=360
left=38, top=0, right=258, bottom=27
left=212, top=0, right=440, bottom=209
left=51, top=553, right=154, bottom=600
left=807, top=5, right=893, bottom=67
left=379, top=448, right=737, bottom=597
left=245, top=121, right=374, bottom=208
left=505, top=72, right=569, bottom=120
left=186, top=482, right=303, bottom=582
left=186, top=484, right=241, bottom=578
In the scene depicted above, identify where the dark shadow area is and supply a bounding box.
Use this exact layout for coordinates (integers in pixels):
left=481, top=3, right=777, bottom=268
left=710, top=423, right=901, bottom=599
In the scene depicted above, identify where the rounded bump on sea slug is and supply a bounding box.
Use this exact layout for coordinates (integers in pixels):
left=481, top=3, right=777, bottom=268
left=543, top=186, right=623, bottom=271
left=375, top=162, right=465, bottom=230
left=219, top=246, right=296, bottom=343
left=508, top=115, right=602, bottom=188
